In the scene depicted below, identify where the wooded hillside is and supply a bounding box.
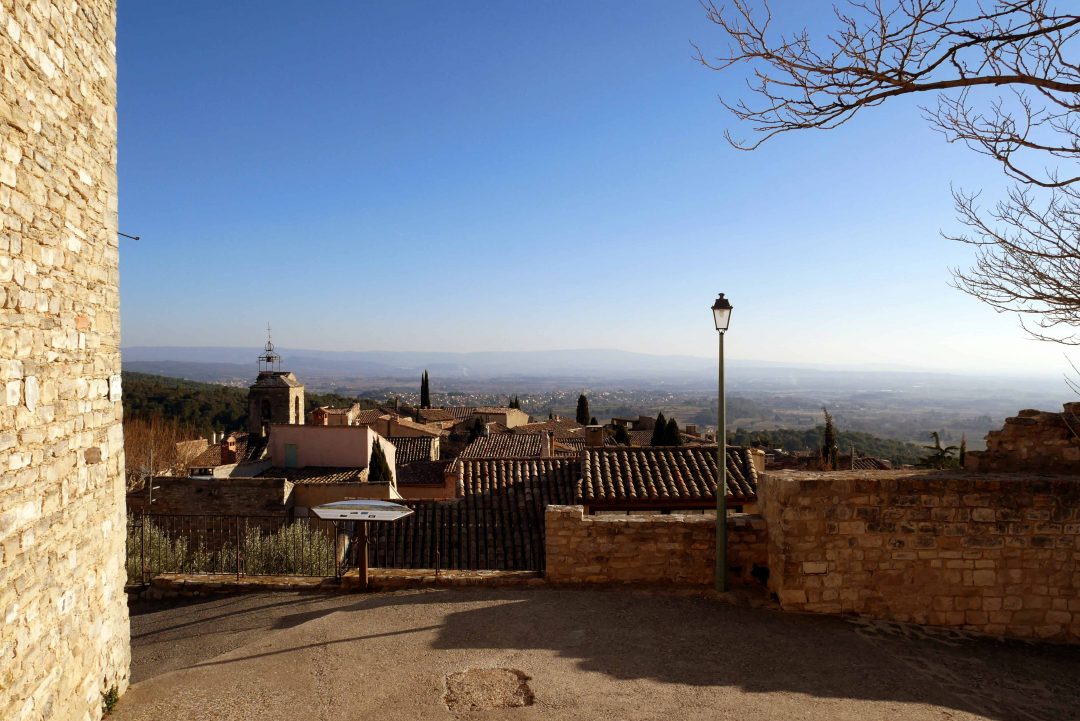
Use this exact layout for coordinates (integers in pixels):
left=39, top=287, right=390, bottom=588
left=121, top=372, right=378, bottom=434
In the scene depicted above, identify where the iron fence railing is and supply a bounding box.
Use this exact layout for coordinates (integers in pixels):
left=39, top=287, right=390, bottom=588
left=126, top=513, right=348, bottom=583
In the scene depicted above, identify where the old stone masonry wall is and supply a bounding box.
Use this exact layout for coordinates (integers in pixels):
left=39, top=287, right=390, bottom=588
left=0, top=2, right=130, bottom=720
left=545, top=506, right=768, bottom=587
left=763, top=471, right=1080, bottom=643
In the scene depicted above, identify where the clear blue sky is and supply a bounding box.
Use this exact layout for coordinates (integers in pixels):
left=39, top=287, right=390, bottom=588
left=117, top=1, right=1068, bottom=376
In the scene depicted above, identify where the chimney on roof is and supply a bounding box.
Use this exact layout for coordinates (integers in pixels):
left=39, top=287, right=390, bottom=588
left=541, top=431, right=554, bottom=458
left=585, top=425, right=605, bottom=448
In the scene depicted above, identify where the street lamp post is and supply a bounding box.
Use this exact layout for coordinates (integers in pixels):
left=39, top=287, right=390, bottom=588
left=712, top=293, right=733, bottom=592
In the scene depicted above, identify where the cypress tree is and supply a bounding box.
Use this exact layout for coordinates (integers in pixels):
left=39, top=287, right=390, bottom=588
left=959, top=434, right=967, bottom=467
left=821, top=407, right=839, bottom=470
left=468, top=417, right=484, bottom=442
left=420, top=371, right=430, bottom=409
left=650, top=412, right=667, bottom=445
left=575, top=394, right=590, bottom=425
left=368, top=439, right=393, bottom=485
left=666, top=418, right=681, bottom=446
left=613, top=425, right=631, bottom=445
left=590, top=416, right=598, bottom=426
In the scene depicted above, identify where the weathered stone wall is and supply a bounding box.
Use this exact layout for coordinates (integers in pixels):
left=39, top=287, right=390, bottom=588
left=965, top=403, right=1080, bottom=473
left=545, top=506, right=768, bottom=587
left=127, top=476, right=295, bottom=516
left=0, top=1, right=129, bottom=719
left=762, top=471, right=1080, bottom=642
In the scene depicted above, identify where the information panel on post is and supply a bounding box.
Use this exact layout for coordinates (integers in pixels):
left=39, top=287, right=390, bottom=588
left=311, top=499, right=414, bottom=522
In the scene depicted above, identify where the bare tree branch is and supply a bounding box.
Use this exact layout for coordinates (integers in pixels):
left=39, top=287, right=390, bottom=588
left=699, top=0, right=1080, bottom=344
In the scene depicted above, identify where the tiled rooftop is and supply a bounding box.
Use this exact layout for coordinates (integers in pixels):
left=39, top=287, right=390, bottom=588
left=258, top=466, right=368, bottom=484
left=437, top=407, right=477, bottom=420
left=369, top=458, right=577, bottom=571
left=352, top=409, right=390, bottom=426
left=396, top=460, right=451, bottom=486
left=391, top=417, right=443, bottom=437
left=251, top=371, right=302, bottom=389
left=314, top=406, right=353, bottom=415
left=417, top=408, right=458, bottom=423
left=554, top=437, right=585, bottom=456
left=852, top=456, right=893, bottom=471
left=388, top=436, right=437, bottom=464
left=459, top=434, right=543, bottom=459
left=189, top=443, right=222, bottom=468
left=512, top=419, right=583, bottom=436
left=579, top=446, right=758, bottom=505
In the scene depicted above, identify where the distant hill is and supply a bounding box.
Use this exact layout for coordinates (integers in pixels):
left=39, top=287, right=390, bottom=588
left=122, top=372, right=378, bottom=434
left=122, top=345, right=1065, bottom=396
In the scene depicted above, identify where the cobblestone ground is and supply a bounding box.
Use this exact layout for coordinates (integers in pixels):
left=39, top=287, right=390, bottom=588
left=116, top=589, right=1080, bottom=721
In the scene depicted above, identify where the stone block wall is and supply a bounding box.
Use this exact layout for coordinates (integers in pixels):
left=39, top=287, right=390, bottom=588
left=0, top=2, right=130, bottom=720
left=545, top=506, right=768, bottom=587
left=762, top=471, right=1080, bottom=642
left=965, top=403, right=1080, bottom=473
left=127, top=476, right=295, bottom=516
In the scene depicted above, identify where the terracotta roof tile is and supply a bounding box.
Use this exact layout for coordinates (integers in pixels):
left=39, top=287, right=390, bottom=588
left=512, top=419, right=583, bottom=436
left=353, top=409, right=390, bottom=426
left=396, top=460, right=451, bottom=486
left=258, top=466, right=369, bottom=484
left=367, top=458, right=578, bottom=571
left=417, top=408, right=457, bottom=423
left=459, top=434, right=543, bottom=459
left=388, top=436, right=437, bottom=464
left=190, top=443, right=222, bottom=468
left=579, top=446, right=757, bottom=504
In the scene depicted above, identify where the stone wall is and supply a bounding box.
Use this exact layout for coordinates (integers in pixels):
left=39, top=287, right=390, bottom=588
left=762, top=471, right=1080, bottom=642
left=0, top=2, right=130, bottom=720
left=128, top=476, right=295, bottom=516
left=965, top=403, right=1080, bottom=473
left=545, top=506, right=768, bottom=587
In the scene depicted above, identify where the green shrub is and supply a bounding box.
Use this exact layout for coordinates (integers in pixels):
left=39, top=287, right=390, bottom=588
left=102, top=686, right=119, bottom=716
left=239, top=522, right=337, bottom=576
left=126, top=518, right=338, bottom=579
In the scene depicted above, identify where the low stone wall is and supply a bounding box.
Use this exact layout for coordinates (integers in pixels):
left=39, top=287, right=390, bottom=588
left=762, top=471, right=1080, bottom=642
left=545, top=506, right=768, bottom=587
left=966, top=403, right=1080, bottom=473
left=127, top=475, right=294, bottom=516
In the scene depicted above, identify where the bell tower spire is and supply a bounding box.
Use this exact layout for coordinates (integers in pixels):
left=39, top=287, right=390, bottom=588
left=248, top=324, right=305, bottom=435
left=258, top=323, right=281, bottom=372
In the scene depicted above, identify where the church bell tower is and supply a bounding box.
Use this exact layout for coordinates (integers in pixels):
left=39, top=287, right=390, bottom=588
left=247, top=326, right=305, bottom=436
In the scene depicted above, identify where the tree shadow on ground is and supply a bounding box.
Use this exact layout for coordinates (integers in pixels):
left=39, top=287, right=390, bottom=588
left=131, top=587, right=1080, bottom=721
left=367, top=587, right=1080, bottom=721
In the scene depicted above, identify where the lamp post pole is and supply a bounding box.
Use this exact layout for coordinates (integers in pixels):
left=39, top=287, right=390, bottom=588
left=711, top=293, right=732, bottom=593
left=716, top=328, right=727, bottom=592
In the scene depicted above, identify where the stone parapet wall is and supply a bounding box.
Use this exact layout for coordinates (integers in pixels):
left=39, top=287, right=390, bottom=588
left=127, top=476, right=294, bottom=516
left=762, top=471, right=1080, bottom=642
left=545, top=506, right=768, bottom=587
left=0, top=2, right=129, bottom=720
left=966, top=403, right=1080, bottom=473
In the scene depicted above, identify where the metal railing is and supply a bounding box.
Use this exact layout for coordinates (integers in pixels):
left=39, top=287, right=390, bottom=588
left=126, top=513, right=348, bottom=584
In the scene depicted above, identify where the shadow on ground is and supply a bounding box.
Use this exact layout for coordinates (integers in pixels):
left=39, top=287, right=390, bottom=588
left=129, top=588, right=1080, bottom=721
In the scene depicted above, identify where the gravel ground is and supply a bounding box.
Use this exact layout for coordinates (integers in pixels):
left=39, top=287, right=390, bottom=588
left=116, top=588, right=1080, bottom=721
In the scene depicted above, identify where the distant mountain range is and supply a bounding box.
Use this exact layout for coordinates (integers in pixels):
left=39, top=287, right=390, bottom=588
left=121, top=345, right=1067, bottom=398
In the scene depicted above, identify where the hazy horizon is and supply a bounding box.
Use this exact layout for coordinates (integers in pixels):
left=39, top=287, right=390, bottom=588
left=120, top=343, right=1071, bottom=383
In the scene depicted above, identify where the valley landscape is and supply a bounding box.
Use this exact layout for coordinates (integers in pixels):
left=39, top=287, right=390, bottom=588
left=123, top=345, right=1072, bottom=453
